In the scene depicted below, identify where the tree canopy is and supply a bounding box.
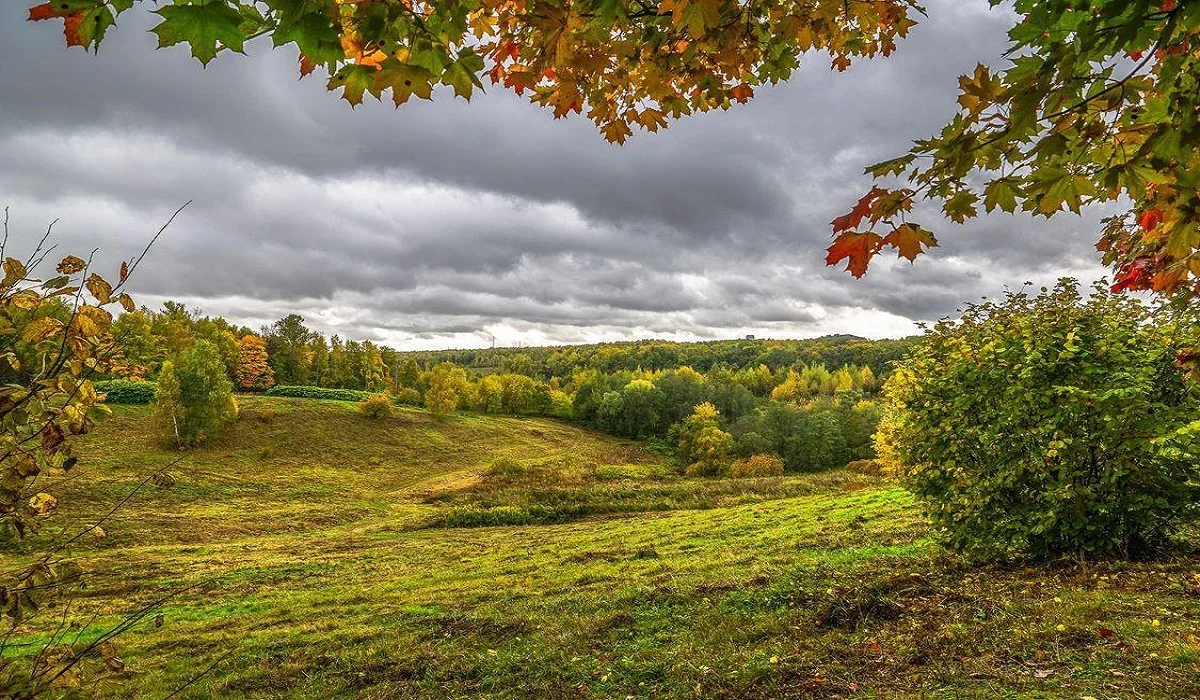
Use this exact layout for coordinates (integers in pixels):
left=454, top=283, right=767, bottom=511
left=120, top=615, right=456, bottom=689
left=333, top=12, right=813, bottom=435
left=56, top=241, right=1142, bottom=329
left=26, top=0, right=1200, bottom=298
left=827, top=0, right=1200, bottom=300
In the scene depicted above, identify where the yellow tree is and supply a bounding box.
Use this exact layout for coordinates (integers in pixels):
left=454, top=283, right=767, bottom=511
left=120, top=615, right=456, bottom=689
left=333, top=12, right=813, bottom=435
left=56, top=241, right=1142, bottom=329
left=424, top=362, right=468, bottom=416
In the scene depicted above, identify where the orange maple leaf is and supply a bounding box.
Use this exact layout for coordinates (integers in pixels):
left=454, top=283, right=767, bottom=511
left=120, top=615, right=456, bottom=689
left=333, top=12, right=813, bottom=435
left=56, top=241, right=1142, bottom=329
left=729, top=84, right=754, bottom=103
left=826, top=231, right=884, bottom=278
left=883, top=223, right=937, bottom=262
left=28, top=2, right=86, bottom=47
left=831, top=187, right=887, bottom=233
left=299, top=54, right=316, bottom=78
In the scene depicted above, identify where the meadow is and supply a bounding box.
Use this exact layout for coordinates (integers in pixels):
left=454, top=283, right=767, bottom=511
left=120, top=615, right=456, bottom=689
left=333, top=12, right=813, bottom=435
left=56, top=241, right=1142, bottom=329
left=11, top=395, right=1200, bottom=698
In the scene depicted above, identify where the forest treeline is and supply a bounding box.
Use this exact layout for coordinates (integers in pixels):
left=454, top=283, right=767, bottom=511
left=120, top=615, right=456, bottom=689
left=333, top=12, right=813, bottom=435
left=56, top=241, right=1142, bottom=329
left=93, top=304, right=916, bottom=474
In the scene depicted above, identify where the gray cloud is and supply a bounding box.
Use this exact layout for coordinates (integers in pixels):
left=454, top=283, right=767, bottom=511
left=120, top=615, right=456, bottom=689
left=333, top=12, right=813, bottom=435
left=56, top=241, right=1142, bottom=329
left=0, top=0, right=1109, bottom=349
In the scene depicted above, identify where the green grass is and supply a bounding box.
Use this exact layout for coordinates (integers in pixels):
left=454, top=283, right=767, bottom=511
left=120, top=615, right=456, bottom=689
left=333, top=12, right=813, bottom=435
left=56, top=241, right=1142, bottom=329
left=8, top=395, right=1200, bottom=698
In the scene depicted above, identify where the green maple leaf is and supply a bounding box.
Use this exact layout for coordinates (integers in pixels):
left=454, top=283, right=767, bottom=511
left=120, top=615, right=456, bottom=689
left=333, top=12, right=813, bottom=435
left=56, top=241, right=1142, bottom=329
left=153, top=0, right=247, bottom=66
left=983, top=178, right=1021, bottom=214
left=271, top=0, right=344, bottom=65
left=442, top=50, right=484, bottom=100
left=943, top=190, right=978, bottom=224
left=376, top=62, right=434, bottom=106
left=328, top=64, right=377, bottom=107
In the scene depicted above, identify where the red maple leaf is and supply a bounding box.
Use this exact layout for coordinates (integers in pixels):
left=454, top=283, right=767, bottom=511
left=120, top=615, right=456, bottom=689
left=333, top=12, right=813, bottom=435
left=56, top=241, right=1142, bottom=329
left=1111, top=257, right=1153, bottom=292
left=1138, top=208, right=1164, bottom=232
left=488, top=62, right=505, bottom=84
left=832, top=187, right=887, bottom=233
left=826, top=231, right=884, bottom=278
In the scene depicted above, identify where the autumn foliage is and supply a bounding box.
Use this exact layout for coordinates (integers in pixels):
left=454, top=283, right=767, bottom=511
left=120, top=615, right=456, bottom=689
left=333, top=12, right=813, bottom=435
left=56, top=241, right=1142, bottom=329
left=27, top=2, right=1200, bottom=313
left=235, top=334, right=275, bottom=391
left=828, top=1, right=1200, bottom=304
left=0, top=223, right=168, bottom=695
left=27, top=0, right=919, bottom=145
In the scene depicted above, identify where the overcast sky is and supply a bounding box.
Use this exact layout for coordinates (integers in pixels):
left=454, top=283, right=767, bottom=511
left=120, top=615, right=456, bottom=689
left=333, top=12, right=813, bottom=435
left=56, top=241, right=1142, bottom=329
left=0, top=1, right=1109, bottom=350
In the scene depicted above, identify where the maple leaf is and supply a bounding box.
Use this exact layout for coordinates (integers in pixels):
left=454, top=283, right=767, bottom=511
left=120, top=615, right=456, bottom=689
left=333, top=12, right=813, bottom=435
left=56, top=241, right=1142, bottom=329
left=1111, top=257, right=1153, bottom=292
left=298, top=53, right=316, bottom=78
left=503, top=67, right=540, bottom=95
left=884, top=223, right=937, bottom=262
left=729, top=84, right=754, bottom=103
left=28, top=1, right=101, bottom=49
left=442, top=50, right=485, bottom=100
left=984, top=178, right=1021, bottom=214
left=1139, top=209, right=1163, bottom=232
left=327, top=64, right=377, bottom=107
left=376, top=62, right=434, bottom=106
left=943, top=190, right=979, bottom=223
left=635, top=108, right=669, bottom=132
left=832, top=187, right=887, bottom=233
left=152, top=1, right=248, bottom=66
left=826, top=231, right=884, bottom=278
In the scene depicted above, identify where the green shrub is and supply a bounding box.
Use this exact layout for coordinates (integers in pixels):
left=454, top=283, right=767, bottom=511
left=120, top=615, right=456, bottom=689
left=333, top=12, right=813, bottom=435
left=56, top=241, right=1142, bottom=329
left=265, top=385, right=374, bottom=402
left=95, top=379, right=157, bottom=405
left=486, top=458, right=527, bottom=479
left=880, top=280, right=1199, bottom=560
left=444, top=505, right=550, bottom=527
left=591, top=463, right=668, bottom=481
left=394, top=387, right=422, bottom=406
left=358, top=394, right=394, bottom=419
left=730, top=454, right=785, bottom=478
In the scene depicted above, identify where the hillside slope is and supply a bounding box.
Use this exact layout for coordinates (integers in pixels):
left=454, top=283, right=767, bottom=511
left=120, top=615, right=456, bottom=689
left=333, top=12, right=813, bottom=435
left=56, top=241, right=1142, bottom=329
left=12, top=396, right=1200, bottom=698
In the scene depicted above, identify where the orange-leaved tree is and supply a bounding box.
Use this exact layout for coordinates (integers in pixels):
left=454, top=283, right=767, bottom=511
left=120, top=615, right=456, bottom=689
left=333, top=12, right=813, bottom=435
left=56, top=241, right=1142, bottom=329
left=235, top=333, right=275, bottom=391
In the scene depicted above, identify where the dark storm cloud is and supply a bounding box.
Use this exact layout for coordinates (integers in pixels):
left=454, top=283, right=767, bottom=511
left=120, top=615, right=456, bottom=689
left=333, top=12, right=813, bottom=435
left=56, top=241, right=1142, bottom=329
left=0, top=0, right=1108, bottom=348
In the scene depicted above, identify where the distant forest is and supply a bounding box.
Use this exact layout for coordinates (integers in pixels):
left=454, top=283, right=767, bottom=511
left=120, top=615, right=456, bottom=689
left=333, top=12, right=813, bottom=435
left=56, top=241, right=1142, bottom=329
left=91, top=303, right=920, bottom=474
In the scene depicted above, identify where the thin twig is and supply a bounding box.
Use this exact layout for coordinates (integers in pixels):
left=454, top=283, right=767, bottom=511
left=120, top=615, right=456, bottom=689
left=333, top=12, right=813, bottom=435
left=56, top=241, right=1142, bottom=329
left=161, top=647, right=238, bottom=700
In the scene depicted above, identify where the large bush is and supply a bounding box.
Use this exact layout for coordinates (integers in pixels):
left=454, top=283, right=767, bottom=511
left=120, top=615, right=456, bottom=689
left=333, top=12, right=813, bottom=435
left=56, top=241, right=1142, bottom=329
left=393, top=387, right=422, bottom=406
left=879, top=280, right=1199, bottom=560
left=357, top=394, right=394, bottom=419
left=96, top=379, right=157, bottom=405
left=730, top=454, right=785, bottom=478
